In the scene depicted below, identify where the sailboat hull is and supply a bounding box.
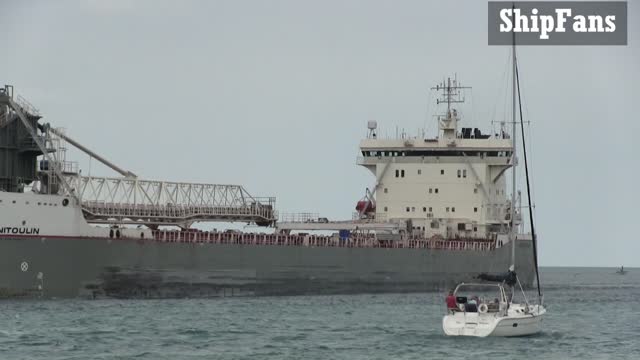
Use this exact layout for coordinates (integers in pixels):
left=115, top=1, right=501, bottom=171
left=442, top=305, right=545, bottom=337
left=490, top=314, right=543, bottom=337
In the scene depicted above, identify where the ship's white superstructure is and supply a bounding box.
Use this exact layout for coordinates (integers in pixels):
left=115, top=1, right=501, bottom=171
left=357, top=78, right=516, bottom=241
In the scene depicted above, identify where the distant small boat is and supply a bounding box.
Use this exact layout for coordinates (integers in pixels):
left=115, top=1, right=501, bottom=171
left=616, top=266, right=627, bottom=275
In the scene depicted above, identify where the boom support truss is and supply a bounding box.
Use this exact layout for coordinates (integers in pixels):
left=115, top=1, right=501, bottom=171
left=64, top=175, right=276, bottom=228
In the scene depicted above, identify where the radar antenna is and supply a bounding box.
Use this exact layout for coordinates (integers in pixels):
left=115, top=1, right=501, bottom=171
left=430, top=76, right=471, bottom=140
left=431, top=76, right=471, bottom=115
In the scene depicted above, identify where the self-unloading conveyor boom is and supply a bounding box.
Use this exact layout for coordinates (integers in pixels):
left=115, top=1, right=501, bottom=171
left=47, top=127, right=136, bottom=178
left=1, top=85, right=277, bottom=227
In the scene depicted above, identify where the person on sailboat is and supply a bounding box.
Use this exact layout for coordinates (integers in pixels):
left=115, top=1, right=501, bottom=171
left=446, top=290, right=457, bottom=313
left=465, top=296, right=478, bottom=312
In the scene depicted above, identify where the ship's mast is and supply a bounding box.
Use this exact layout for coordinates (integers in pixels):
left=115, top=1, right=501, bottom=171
left=509, top=12, right=518, bottom=270
left=431, top=76, right=470, bottom=140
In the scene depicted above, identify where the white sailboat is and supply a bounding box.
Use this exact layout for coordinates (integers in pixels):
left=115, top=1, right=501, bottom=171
left=442, top=268, right=546, bottom=337
left=442, top=280, right=546, bottom=336
left=442, top=22, right=546, bottom=338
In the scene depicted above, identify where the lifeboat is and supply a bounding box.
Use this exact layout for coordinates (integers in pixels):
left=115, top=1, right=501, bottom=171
left=355, top=200, right=375, bottom=214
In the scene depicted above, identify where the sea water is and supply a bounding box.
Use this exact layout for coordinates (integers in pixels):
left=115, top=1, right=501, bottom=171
left=1, top=267, right=638, bottom=360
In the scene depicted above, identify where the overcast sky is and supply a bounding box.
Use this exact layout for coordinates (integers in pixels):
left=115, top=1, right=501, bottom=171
left=1, top=0, right=638, bottom=267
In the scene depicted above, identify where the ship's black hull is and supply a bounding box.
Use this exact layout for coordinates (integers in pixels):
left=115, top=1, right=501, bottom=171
left=0, top=237, right=535, bottom=299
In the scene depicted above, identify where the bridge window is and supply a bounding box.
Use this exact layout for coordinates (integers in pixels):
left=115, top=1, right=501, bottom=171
left=441, top=169, right=445, bottom=175
left=452, top=207, right=456, bottom=212
left=395, top=170, right=399, bottom=178
left=435, top=188, right=439, bottom=194
left=423, top=207, right=427, bottom=212
left=457, top=170, right=461, bottom=178
left=474, top=188, right=478, bottom=194
left=406, top=207, right=410, bottom=212
left=429, top=207, right=433, bottom=212
left=412, top=207, right=415, bottom=212
left=474, top=207, right=478, bottom=213
left=463, top=170, right=467, bottom=178
left=401, top=170, right=405, bottom=178
left=384, top=206, right=388, bottom=212
left=429, top=188, right=432, bottom=194
left=446, top=207, right=450, bottom=212
left=418, top=169, right=422, bottom=175
left=384, top=188, right=388, bottom=193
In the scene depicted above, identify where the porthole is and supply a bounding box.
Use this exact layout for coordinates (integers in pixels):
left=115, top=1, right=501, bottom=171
left=62, top=198, right=69, bottom=207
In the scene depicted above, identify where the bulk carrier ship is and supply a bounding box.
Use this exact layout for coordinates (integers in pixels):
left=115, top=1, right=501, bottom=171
left=0, top=80, right=534, bottom=299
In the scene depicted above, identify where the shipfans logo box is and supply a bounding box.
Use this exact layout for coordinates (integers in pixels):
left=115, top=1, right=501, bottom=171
left=488, top=1, right=627, bottom=45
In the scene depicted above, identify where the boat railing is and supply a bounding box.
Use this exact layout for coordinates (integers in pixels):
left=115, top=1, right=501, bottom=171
left=278, top=212, right=321, bottom=223
left=147, top=230, right=496, bottom=251
left=14, top=94, right=40, bottom=116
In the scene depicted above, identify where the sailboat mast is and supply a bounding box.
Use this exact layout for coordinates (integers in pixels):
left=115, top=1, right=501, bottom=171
left=509, top=18, right=518, bottom=270
left=516, top=63, right=543, bottom=299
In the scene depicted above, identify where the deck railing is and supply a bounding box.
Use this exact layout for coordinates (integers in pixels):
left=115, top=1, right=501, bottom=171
left=149, top=230, right=496, bottom=251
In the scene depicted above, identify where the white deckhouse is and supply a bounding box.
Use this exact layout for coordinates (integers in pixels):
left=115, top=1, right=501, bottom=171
left=357, top=78, right=516, bottom=240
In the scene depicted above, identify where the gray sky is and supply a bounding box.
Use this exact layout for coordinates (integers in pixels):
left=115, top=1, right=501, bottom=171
left=1, top=0, right=638, bottom=267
